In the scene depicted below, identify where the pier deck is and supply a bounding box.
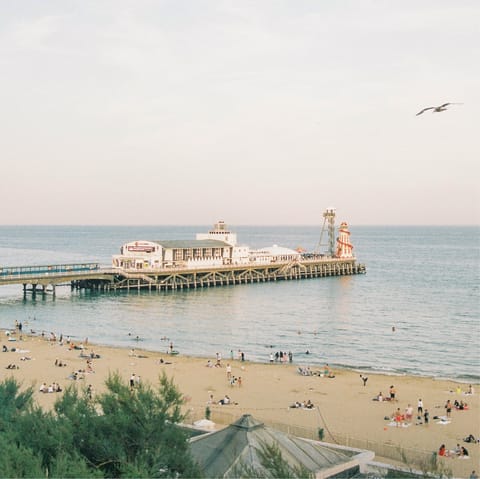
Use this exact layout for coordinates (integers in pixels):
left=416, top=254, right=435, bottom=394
left=0, top=258, right=366, bottom=298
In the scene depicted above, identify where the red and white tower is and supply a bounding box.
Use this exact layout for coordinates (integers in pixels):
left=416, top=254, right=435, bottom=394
left=336, top=222, right=354, bottom=258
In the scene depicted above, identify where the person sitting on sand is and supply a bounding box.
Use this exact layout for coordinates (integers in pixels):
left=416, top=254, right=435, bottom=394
left=2, top=345, right=7, bottom=352
left=464, top=434, right=477, bottom=443
left=218, top=395, right=230, bottom=405
left=305, top=399, right=314, bottom=409
left=460, top=446, right=469, bottom=457
left=438, top=444, right=448, bottom=457
left=39, top=382, right=47, bottom=393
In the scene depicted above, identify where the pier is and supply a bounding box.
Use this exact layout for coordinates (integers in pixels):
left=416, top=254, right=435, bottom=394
left=0, top=257, right=366, bottom=299
left=0, top=211, right=367, bottom=299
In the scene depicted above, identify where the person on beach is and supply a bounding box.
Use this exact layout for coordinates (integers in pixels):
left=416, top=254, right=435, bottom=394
left=438, top=444, right=448, bottom=457
left=129, top=373, right=136, bottom=390
left=460, top=446, right=469, bottom=457
left=405, top=404, right=413, bottom=422
left=417, top=398, right=423, bottom=415
left=394, top=408, right=403, bottom=427
left=424, top=409, right=429, bottom=426
left=470, top=471, right=478, bottom=479
left=445, top=399, right=452, bottom=417
left=218, top=395, right=230, bottom=405
left=389, top=385, right=396, bottom=401
left=226, top=364, right=232, bottom=380
left=360, top=374, right=368, bottom=386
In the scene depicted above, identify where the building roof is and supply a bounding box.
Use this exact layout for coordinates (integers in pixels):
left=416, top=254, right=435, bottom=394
left=189, top=414, right=358, bottom=478
left=251, top=245, right=301, bottom=256
left=152, top=239, right=231, bottom=249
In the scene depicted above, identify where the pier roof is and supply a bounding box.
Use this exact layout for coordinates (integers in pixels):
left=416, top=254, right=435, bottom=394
left=152, top=239, right=231, bottom=249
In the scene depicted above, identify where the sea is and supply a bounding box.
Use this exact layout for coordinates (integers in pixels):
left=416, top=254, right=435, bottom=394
left=0, top=225, right=478, bottom=383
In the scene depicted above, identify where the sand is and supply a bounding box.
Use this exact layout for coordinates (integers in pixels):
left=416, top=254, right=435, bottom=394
left=2, top=330, right=479, bottom=478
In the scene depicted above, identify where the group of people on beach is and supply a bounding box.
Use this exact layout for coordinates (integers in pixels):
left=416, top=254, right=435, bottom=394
left=438, top=443, right=469, bottom=458
left=297, top=364, right=335, bottom=378
left=39, top=382, right=62, bottom=393
left=269, top=350, right=293, bottom=363
left=289, top=399, right=315, bottom=409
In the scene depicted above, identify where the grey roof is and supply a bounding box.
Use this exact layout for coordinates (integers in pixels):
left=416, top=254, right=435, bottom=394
left=189, top=414, right=357, bottom=478
left=152, top=239, right=231, bottom=249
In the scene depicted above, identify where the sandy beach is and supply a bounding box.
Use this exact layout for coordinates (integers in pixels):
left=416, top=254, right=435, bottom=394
left=2, top=330, right=478, bottom=478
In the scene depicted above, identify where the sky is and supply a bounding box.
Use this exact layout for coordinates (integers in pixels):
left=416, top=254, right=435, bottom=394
left=1, top=0, right=479, bottom=226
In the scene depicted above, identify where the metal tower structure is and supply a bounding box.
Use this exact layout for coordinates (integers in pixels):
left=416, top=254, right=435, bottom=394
left=315, top=208, right=336, bottom=256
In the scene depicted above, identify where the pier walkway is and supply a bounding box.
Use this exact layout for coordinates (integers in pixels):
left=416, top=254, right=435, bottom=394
left=0, top=258, right=366, bottom=299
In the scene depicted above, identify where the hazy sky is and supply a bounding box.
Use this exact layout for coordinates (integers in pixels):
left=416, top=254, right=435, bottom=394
left=1, top=1, right=478, bottom=225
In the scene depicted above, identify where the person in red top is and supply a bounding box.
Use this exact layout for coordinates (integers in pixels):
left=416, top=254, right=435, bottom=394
left=438, top=444, right=447, bottom=456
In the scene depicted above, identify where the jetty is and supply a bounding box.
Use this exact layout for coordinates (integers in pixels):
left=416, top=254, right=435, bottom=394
left=0, top=257, right=365, bottom=299
left=0, top=210, right=366, bottom=299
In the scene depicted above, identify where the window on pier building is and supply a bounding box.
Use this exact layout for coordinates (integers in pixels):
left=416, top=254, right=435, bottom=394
left=194, top=248, right=202, bottom=259
left=173, top=249, right=183, bottom=261
left=204, top=248, right=212, bottom=257
left=183, top=249, right=193, bottom=260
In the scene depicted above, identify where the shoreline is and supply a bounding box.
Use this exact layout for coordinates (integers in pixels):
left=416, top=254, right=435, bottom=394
left=3, top=328, right=479, bottom=385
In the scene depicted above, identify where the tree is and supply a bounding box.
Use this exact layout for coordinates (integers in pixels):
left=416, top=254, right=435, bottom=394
left=238, top=441, right=313, bottom=479
left=0, top=373, right=202, bottom=478
left=54, top=371, right=202, bottom=478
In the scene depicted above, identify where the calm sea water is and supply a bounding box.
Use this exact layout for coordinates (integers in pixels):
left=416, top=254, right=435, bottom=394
left=0, top=225, right=478, bottom=382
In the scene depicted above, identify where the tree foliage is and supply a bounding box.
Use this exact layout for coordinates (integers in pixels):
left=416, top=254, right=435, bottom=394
left=0, top=372, right=201, bottom=478
left=238, top=441, right=314, bottom=479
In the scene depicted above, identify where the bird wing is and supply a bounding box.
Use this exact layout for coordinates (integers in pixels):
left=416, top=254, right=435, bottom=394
left=416, top=107, right=434, bottom=116
left=439, top=103, right=451, bottom=108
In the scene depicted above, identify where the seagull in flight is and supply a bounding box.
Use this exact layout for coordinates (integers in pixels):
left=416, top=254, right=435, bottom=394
left=416, top=102, right=463, bottom=116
